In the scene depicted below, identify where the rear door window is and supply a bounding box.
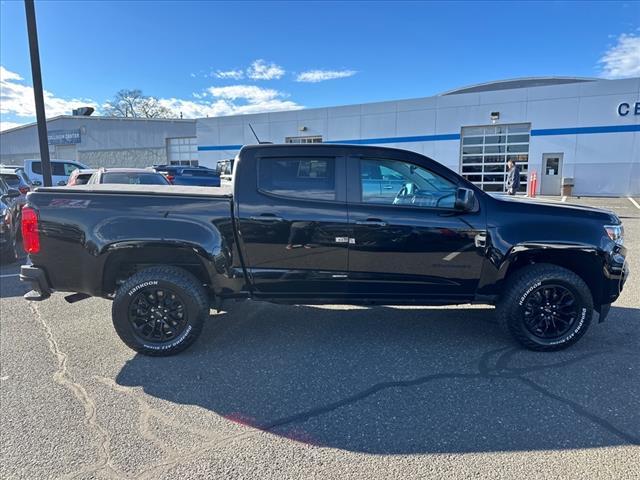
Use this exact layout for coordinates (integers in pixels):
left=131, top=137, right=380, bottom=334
left=51, top=163, right=66, bottom=176
left=258, top=157, right=336, bottom=201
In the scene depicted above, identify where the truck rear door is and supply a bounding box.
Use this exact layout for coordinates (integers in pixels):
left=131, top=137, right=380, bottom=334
left=235, top=146, right=350, bottom=299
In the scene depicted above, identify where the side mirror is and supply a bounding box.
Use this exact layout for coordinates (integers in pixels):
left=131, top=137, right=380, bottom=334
left=454, top=187, right=475, bottom=212
left=32, top=180, right=42, bottom=186
left=1, top=189, right=21, bottom=201
left=57, top=180, right=67, bottom=186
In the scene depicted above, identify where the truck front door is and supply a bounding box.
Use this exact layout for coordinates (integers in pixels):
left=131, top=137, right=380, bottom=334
left=236, top=148, right=350, bottom=299
left=346, top=154, right=486, bottom=302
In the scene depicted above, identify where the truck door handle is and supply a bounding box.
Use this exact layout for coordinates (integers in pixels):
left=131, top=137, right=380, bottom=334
left=250, top=213, right=284, bottom=222
left=355, top=218, right=387, bottom=227
left=382, top=185, right=394, bottom=190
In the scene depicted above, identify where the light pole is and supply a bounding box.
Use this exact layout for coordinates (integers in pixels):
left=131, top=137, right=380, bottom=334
left=24, top=0, right=52, bottom=187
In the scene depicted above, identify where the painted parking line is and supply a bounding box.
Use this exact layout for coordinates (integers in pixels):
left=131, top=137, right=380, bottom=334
left=628, top=197, right=640, bottom=210
left=0, top=274, right=19, bottom=279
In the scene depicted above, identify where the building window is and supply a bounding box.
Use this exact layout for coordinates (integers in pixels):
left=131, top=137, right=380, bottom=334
left=285, top=135, right=323, bottom=144
left=167, top=137, right=198, bottom=166
left=460, top=124, right=529, bottom=192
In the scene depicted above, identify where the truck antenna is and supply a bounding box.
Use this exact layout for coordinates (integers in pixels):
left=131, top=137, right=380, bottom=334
left=248, top=124, right=272, bottom=144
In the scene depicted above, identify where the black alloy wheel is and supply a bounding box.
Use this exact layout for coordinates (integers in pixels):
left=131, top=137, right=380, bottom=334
left=128, top=287, right=188, bottom=343
left=522, top=284, right=579, bottom=339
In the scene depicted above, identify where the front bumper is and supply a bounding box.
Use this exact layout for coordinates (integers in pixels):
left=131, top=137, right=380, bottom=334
left=20, top=264, right=52, bottom=301
left=602, top=244, right=628, bottom=305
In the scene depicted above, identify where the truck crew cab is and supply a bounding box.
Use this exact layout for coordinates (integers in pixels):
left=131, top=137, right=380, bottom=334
left=20, top=144, right=628, bottom=355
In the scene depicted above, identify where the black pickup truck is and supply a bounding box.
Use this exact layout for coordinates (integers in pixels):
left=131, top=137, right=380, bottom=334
left=20, top=144, right=628, bottom=355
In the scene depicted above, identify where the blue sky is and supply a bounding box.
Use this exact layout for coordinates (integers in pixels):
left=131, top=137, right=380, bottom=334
left=1, top=0, right=639, bottom=130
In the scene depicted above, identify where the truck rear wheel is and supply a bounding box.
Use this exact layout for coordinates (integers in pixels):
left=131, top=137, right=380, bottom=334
left=496, top=264, right=593, bottom=351
left=112, top=266, right=209, bottom=356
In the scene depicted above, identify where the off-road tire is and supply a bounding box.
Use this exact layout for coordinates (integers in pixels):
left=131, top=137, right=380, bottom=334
left=496, top=263, right=593, bottom=351
left=112, top=266, right=209, bottom=356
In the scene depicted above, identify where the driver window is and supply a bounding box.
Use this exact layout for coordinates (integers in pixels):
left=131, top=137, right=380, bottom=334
left=360, top=159, right=457, bottom=208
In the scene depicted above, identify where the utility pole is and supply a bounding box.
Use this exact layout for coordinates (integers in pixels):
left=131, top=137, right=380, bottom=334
left=24, top=0, right=52, bottom=187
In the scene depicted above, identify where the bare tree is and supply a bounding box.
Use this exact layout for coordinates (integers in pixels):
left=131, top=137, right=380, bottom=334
left=103, top=89, right=174, bottom=118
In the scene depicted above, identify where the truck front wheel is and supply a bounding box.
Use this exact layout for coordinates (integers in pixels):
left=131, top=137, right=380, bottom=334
left=112, top=266, right=209, bottom=356
left=496, top=264, right=593, bottom=351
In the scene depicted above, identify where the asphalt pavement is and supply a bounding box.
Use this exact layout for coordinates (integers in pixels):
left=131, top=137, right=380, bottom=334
left=1, top=197, right=639, bottom=479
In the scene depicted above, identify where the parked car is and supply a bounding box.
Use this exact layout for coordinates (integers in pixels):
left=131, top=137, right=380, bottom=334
left=0, top=165, right=32, bottom=208
left=88, top=168, right=171, bottom=185
left=67, top=169, right=97, bottom=186
left=150, top=165, right=220, bottom=187
left=216, top=159, right=234, bottom=187
left=20, top=144, right=628, bottom=356
left=23, top=159, right=89, bottom=186
left=0, top=177, right=21, bottom=262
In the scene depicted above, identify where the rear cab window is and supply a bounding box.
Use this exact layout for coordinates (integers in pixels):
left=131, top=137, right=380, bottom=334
left=0, top=174, right=20, bottom=188
left=258, top=157, right=336, bottom=201
left=101, top=173, right=169, bottom=185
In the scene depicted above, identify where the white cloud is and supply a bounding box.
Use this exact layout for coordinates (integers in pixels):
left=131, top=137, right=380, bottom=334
left=207, top=85, right=282, bottom=102
left=246, top=59, right=285, bottom=80
left=159, top=84, right=302, bottom=118
left=600, top=33, right=640, bottom=79
left=214, top=69, right=245, bottom=80
left=0, top=65, right=98, bottom=120
left=0, top=121, right=24, bottom=132
left=296, top=69, right=357, bottom=83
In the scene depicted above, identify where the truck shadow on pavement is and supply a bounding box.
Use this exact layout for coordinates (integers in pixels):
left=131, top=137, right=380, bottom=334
left=116, top=302, right=640, bottom=454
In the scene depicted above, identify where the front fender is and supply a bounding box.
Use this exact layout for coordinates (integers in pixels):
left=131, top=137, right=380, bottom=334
left=477, top=239, right=606, bottom=305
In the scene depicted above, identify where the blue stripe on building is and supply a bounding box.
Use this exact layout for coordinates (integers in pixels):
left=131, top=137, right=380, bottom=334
left=197, top=123, right=639, bottom=151
left=531, top=124, right=640, bottom=136
left=198, top=144, right=243, bottom=151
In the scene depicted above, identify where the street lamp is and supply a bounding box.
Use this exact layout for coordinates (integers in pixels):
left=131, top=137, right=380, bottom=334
left=24, top=0, right=52, bottom=187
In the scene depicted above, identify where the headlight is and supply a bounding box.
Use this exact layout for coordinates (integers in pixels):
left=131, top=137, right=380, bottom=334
left=605, top=224, right=624, bottom=245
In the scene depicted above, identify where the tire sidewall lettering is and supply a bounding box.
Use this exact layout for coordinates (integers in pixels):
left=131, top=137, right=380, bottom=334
left=142, top=324, right=193, bottom=350
left=545, top=307, right=587, bottom=345
left=518, top=281, right=542, bottom=306
left=128, top=280, right=159, bottom=297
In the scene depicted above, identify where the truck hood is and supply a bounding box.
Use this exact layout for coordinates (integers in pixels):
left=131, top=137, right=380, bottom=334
left=489, top=193, right=620, bottom=224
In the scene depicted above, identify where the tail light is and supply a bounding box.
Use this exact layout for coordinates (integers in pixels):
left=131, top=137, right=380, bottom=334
left=165, top=175, right=175, bottom=184
left=19, top=186, right=30, bottom=195
left=21, top=206, right=40, bottom=254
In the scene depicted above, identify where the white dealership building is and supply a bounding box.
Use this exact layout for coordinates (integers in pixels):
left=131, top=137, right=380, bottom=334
left=197, top=76, right=640, bottom=196
left=0, top=116, right=197, bottom=168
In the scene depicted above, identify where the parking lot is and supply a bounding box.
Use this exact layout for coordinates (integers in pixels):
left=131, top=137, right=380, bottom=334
left=1, top=196, right=639, bottom=480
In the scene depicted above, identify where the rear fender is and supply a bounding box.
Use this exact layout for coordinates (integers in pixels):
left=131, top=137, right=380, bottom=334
left=97, top=217, right=233, bottom=295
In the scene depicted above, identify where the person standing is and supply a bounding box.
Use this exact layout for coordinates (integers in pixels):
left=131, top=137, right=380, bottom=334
left=505, top=159, right=521, bottom=195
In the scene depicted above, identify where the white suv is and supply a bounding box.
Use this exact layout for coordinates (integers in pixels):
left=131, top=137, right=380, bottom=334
left=24, top=159, right=89, bottom=186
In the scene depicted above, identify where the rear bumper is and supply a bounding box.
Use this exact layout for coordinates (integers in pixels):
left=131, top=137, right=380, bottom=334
left=20, top=265, right=52, bottom=301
